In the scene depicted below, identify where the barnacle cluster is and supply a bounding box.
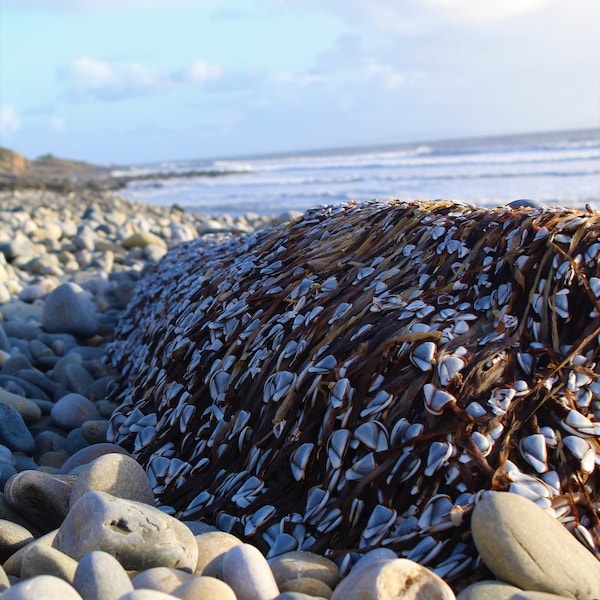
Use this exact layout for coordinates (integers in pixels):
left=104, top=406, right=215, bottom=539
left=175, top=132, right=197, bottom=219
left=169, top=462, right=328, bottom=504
left=107, top=199, right=600, bottom=582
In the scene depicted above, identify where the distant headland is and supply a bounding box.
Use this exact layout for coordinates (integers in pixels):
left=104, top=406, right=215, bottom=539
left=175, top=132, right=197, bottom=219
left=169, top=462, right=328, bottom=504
left=0, top=148, right=237, bottom=193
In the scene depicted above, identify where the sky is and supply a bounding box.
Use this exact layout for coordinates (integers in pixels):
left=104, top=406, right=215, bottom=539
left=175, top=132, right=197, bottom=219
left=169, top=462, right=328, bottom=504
left=0, top=0, right=599, bottom=165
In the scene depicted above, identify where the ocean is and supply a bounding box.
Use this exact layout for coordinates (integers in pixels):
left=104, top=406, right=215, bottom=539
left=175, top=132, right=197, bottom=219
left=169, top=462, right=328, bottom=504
left=114, top=128, right=600, bottom=218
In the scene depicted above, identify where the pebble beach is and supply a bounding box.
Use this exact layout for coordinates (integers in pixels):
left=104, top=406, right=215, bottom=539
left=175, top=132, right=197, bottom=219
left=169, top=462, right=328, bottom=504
left=0, top=189, right=598, bottom=600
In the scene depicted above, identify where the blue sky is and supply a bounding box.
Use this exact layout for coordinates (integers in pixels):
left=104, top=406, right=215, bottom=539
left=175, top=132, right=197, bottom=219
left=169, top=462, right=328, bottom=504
left=1, top=0, right=599, bottom=165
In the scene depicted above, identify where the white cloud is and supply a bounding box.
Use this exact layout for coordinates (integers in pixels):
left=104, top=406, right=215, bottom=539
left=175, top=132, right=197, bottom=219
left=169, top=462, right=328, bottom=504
left=425, top=0, right=548, bottom=22
left=0, top=104, right=21, bottom=136
left=173, top=60, right=223, bottom=83
left=59, top=56, right=223, bottom=101
left=4, top=0, right=204, bottom=12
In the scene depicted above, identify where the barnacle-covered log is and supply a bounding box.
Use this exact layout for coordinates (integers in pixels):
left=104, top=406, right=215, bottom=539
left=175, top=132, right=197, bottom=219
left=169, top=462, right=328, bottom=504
left=107, top=200, right=600, bottom=581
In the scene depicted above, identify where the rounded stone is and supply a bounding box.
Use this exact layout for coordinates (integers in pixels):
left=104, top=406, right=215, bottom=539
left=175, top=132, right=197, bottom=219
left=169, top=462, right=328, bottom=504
left=0, top=402, right=35, bottom=454
left=330, top=558, right=455, bottom=600
left=53, top=491, right=198, bottom=572
left=4, top=471, right=74, bottom=532
left=0, top=520, right=34, bottom=562
left=194, top=531, right=243, bottom=577
left=72, top=550, right=134, bottom=600
left=279, top=577, right=333, bottom=598
left=349, top=548, right=398, bottom=576
left=20, top=544, right=78, bottom=583
left=42, top=282, right=99, bottom=338
left=123, top=232, right=168, bottom=250
left=51, top=393, right=100, bottom=431
left=80, top=419, right=109, bottom=444
left=131, top=567, right=193, bottom=593
left=69, top=453, right=155, bottom=508
left=222, top=543, right=280, bottom=600
left=58, top=443, right=129, bottom=475
left=171, top=576, right=237, bottom=600
left=0, top=390, right=42, bottom=425
left=118, top=592, right=181, bottom=600
left=269, top=550, right=339, bottom=589
left=0, top=574, right=83, bottom=599
left=457, top=581, right=524, bottom=600
left=2, top=530, right=58, bottom=577
left=0, top=564, right=9, bottom=591
left=471, top=491, right=600, bottom=600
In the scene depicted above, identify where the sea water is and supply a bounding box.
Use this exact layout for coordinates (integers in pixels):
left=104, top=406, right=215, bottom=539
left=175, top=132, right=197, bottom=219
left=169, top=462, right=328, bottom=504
left=116, top=128, right=600, bottom=218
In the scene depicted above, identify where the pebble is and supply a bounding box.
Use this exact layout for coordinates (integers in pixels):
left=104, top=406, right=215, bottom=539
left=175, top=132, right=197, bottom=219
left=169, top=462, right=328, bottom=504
left=194, top=530, right=243, bottom=577
left=330, top=558, right=456, bottom=600
left=50, top=393, right=100, bottom=430
left=0, top=521, right=34, bottom=562
left=19, top=544, right=78, bottom=583
left=4, top=471, right=73, bottom=532
left=222, top=543, right=280, bottom=600
left=42, top=282, right=99, bottom=338
left=269, top=551, right=339, bottom=589
left=471, top=491, right=600, bottom=600
left=53, top=491, right=198, bottom=572
left=68, top=453, right=154, bottom=507
left=170, top=575, right=237, bottom=600
left=131, top=567, right=193, bottom=593
left=0, top=574, right=83, bottom=599
left=0, top=404, right=35, bottom=455
left=72, top=550, right=134, bottom=600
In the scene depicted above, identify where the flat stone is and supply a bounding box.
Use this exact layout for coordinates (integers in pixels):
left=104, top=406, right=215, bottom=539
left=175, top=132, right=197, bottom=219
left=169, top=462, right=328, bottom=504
left=119, top=591, right=181, bottom=600
left=80, top=419, right=109, bottom=444
left=471, top=491, right=600, bottom=600
left=0, top=574, right=83, bottom=599
left=330, top=558, right=455, bottom=600
left=123, top=232, right=167, bottom=250
left=42, top=282, right=99, bottom=338
left=269, top=550, right=339, bottom=589
left=58, top=443, right=129, bottom=475
left=457, top=581, right=525, bottom=600
left=4, top=471, right=74, bottom=532
left=20, top=544, right=78, bottom=583
left=2, top=530, right=58, bottom=577
left=72, top=550, right=134, bottom=600
left=54, top=491, right=198, bottom=572
left=50, top=393, right=100, bottom=430
left=194, top=531, right=243, bottom=577
left=0, top=520, right=34, bottom=562
left=0, top=563, right=9, bottom=591
left=131, top=567, right=193, bottom=593
left=279, top=577, right=333, bottom=598
left=222, top=543, right=280, bottom=600
left=171, top=576, right=237, bottom=600
left=0, top=403, right=35, bottom=454
left=69, top=453, right=155, bottom=508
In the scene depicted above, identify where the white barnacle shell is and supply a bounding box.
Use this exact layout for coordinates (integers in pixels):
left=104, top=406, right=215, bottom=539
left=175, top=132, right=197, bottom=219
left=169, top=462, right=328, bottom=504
left=423, top=383, right=457, bottom=415
left=410, top=341, right=437, bottom=372
left=437, top=354, right=465, bottom=387
left=327, top=429, right=351, bottom=469
left=290, top=443, right=314, bottom=482
left=563, top=435, right=596, bottom=473
left=354, top=421, right=389, bottom=452
left=360, top=389, right=394, bottom=418
left=425, top=441, right=454, bottom=476
left=520, top=434, right=548, bottom=473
